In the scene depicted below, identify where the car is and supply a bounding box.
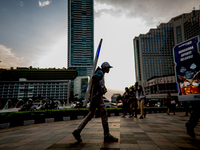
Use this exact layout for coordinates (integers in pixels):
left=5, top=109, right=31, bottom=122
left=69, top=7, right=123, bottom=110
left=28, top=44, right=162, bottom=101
left=103, top=99, right=111, bottom=108
left=74, top=101, right=83, bottom=108
left=111, top=103, right=118, bottom=108
left=30, top=103, right=43, bottom=111
left=71, top=103, right=76, bottom=108
left=71, top=100, right=89, bottom=108
left=117, top=103, right=123, bottom=108
left=155, top=102, right=161, bottom=107
left=86, top=99, right=111, bottom=108
left=86, top=102, right=90, bottom=108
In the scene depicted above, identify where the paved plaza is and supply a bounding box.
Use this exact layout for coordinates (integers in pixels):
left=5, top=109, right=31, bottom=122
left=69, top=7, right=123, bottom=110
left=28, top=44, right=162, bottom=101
left=0, top=112, right=200, bottom=150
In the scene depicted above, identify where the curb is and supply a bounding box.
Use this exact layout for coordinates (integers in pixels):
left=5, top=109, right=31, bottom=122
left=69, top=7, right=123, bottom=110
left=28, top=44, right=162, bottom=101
left=0, top=108, right=185, bottom=129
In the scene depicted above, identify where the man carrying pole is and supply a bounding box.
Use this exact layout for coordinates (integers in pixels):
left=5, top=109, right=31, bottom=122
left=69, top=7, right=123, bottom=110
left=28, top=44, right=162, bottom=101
left=72, top=62, right=118, bottom=142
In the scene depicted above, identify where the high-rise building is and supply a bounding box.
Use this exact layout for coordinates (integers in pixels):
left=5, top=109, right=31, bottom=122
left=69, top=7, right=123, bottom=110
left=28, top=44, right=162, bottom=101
left=68, top=0, right=94, bottom=76
left=184, top=10, right=200, bottom=41
left=133, top=10, right=200, bottom=102
left=172, top=10, right=200, bottom=45
left=134, top=22, right=175, bottom=84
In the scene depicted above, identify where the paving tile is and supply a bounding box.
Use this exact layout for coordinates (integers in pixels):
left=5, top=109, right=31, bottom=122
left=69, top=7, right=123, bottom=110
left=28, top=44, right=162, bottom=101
left=0, top=112, right=200, bottom=150
left=101, top=142, right=120, bottom=149
left=47, top=143, right=87, bottom=149
left=138, top=144, right=160, bottom=150
left=120, top=143, right=140, bottom=149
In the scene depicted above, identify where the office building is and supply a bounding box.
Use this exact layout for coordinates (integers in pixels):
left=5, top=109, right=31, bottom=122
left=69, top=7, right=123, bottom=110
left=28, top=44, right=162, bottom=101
left=134, top=22, right=175, bottom=84
left=0, top=67, right=77, bottom=103
left=0, top=79, right=70, bottom=102
left=184, top=10, right=200, bottom=41
left=172, top=10, right=200, bottom=45
left=68, top=0, right=94, bottom=76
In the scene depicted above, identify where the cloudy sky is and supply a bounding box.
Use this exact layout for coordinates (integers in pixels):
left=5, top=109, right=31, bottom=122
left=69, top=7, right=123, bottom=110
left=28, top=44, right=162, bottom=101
left=0, top=0, right=200, bottom=99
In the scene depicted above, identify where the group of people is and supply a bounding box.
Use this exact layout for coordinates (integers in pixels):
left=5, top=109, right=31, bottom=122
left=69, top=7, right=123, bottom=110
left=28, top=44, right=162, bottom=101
left=121, top=85, right=146, bottom=119
left=72, top=61, right=200, bottom=143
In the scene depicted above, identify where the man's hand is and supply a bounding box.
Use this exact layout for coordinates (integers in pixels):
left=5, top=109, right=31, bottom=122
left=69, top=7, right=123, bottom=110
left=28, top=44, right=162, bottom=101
left=102, top=87, right=107, bottom=94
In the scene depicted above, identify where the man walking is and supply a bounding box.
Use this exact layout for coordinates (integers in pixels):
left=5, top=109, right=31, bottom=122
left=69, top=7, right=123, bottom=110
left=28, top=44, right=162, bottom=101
left=72, top=62, right=118, bottom=142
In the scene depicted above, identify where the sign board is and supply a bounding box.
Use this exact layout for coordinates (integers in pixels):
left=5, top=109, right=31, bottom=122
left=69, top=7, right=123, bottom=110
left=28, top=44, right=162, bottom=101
left=173, top=35, right=200, bottom=101
left=83, top=39, right=103, bottom=107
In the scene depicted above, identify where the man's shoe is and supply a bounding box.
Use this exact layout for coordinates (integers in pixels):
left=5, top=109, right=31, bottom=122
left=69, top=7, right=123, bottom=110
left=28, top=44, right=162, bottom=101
left=104, top=134, right=118, bottom=142
left=134, top=115, right=137, bottom=118
left=121, top=115, right=125, bottom=118
left=144, top=112, right=146, bottom=118
left=72, top=130, right=82, bottom=142
left=139, top=116, right=143, bottom=119
left=185, top=123, right=195, bottom=138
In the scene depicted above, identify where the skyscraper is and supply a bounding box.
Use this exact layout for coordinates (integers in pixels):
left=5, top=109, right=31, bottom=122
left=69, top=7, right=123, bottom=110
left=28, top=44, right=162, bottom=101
left=68, top=0, right=94, bottom=77
left=134, top=22, right=175, bottom=84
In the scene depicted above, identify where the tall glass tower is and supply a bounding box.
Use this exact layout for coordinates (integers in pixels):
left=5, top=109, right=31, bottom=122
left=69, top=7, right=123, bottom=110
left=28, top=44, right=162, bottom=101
left=68, top=0, right=94, bottom=76
left=134, top=22, right=175, bottom=83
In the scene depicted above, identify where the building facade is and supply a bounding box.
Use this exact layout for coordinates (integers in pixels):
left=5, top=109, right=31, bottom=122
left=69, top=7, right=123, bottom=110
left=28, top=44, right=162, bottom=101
left=134, top=10, right=200, bottom=101
left=172, top=10, right=200, bottom=45
left=144, top=76, right=177, bottom=99
left=0, top=79, right=70, bottom=102
left=183, top=10, right=200, bottom=41
left=68, top=0, right=94, bottom=76
left=134, top=22, right=175, bottom=85
left=0, top=67, right=77, bottom=103
left=74, top=76, right=89, bottom=99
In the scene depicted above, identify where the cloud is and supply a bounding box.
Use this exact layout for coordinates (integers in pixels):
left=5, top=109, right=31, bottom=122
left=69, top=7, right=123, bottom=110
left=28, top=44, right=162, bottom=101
left=38, top=0, right=52, bottom=7
left=19, top=1, right=24, bottom=7
left=0, top=45, right=27, bottom=69
left=94, top=0, right=200, bottom=26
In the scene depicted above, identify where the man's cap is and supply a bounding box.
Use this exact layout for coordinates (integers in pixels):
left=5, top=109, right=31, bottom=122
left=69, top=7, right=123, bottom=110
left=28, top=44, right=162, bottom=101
left=101, top=62, right=113, bottom=69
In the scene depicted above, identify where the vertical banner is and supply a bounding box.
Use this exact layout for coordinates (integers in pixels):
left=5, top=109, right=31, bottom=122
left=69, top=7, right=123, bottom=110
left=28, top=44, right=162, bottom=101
left=173, top=36, right=200, bottom=101
left=83, top=39, right=103, bottom=107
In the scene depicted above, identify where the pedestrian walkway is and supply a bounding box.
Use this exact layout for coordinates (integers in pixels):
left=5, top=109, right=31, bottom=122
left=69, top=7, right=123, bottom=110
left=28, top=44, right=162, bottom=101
left=0, top=112, right=200, bottom=150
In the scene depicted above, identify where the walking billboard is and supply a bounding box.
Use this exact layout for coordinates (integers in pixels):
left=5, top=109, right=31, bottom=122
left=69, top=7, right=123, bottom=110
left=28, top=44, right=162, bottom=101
left=173, top=36, right=200, bottom=101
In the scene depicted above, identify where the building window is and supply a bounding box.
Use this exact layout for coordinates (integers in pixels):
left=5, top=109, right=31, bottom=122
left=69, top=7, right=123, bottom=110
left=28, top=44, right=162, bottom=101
left=176, top=26, right=182, bottom=44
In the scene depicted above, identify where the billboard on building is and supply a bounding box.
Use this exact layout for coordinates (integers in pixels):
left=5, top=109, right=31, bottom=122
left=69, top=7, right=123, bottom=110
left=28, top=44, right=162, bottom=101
left=173, top=36, right=200, bottom=101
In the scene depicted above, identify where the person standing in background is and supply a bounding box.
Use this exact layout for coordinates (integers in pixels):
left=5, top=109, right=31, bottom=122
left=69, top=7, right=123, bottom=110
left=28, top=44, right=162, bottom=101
left=129, top=86, right=137, bottom=118
left=121, top=87, right=130, bottom=118
left=165, top=93, right=173, bottom=115
left=165, top=93, right=176, bottom=115
left=136, top=85, right=146, bottom=119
